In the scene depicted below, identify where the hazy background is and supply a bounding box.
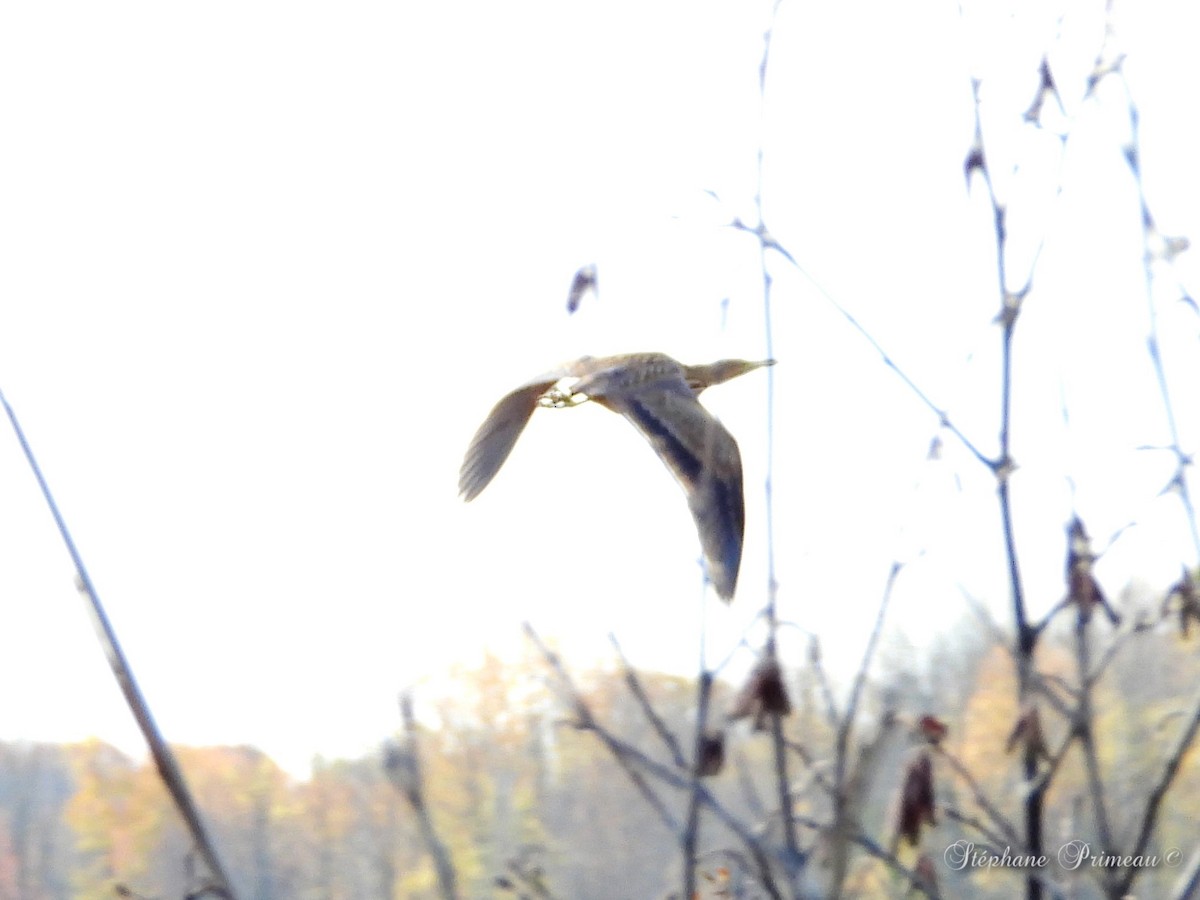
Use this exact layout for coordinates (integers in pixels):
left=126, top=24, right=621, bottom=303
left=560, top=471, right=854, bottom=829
left=1, top=0, right=1197, bottom=777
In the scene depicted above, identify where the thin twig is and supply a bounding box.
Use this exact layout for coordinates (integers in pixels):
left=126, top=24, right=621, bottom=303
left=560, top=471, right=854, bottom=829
left=960, top=587, right=1076, bottom=721
left=830, top=712, right=899, bottom=899
left=524, top=624, right=684, bottom=841
left=806, top=635, right=841, bottom=731
left=526, top=624, right=786, bottom=900
left=960, top=50, right=1049, bottom=897
left=751, top=1, right=802, bottom=880
left=0, top=388, right=238, bottom=900
left=1071, top=620, right=1117, bottom=883
left=1102, top=26, right=1200, bottom=563
left=731, top=216, right=996, bottom=472
left=386, top=693, right=460, bottom=900
left=1116, top=681, right=1200, bottom=897
left=733, top=749, right=769, bottom=822
left=935, top=746, right=1024, bottom=848
left=683, top=671, right=714, bottom=900
left=841, top=563, right=902, bottom=746
left=1028, top=732, right=1076, bottom=798
left=789, top=813, right=937, bottom=899
left=1171, top=847, right=1200, bottom=900
left=941, top=808, right=1013, bottom=849
left=499, top=845, right=560, bottom=900
left=825, top=564, right=901, bottom=897
left=784, top=739, right=834, bottom=795
left=609, top=633, right=687, bottom=768
left=1083, top=623, right=1147, bottom=690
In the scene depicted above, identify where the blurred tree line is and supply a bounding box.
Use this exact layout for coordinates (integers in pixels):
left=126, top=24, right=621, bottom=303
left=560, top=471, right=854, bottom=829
left=1, top=587, right=1197, bottom=899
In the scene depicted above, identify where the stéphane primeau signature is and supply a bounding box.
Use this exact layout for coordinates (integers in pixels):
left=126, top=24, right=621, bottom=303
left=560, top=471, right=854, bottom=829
left=944, top=840, right=1182, bottom=872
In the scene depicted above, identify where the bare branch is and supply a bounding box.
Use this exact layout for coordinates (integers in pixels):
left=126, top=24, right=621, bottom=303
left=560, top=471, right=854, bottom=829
left=526, top=624, right=789, bottom=899
left=790, top=812, right=939, bottom=899
left=1098, top=14, right=1200, bottom=562
left=682, top=671, right=715, bottom=900
left=1117, top=682, right=1200, bottom=897
left=750, top=2, right=802, bottom=882
left=525, top=624, right=684, bottom=841
left=1171, top=846, right=1200, bottom=900
left=935, top=746, right=1024, bottom=848
left=841, top=562, right=902, bottom=750
left=731, top=220, right=997, bottom=473
left=942, top=807, right=1013, bottom=849
left=386, top=693, right=460, bottom=900
left=1071, top=621, right=1117, bottom=879
left=807, top=635, right=842, bottom=730
left=609, top=633, right=687, bottom=769
left=0, top=388, right=239, bottom=900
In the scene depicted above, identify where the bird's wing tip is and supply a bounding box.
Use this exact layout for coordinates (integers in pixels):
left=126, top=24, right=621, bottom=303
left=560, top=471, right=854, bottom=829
left=711, top=571, right=737, bottom=602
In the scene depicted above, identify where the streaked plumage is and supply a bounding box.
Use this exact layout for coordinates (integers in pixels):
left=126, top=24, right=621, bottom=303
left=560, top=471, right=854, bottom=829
left=458, top=352, right=773, bottom=600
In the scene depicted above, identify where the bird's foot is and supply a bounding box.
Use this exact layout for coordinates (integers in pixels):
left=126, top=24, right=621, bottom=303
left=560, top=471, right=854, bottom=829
left=539, top=386, right=585, bottom=409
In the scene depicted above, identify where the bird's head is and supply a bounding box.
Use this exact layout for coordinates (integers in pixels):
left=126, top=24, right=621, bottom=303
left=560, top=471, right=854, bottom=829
left=688, top=358, right=775, bottom=392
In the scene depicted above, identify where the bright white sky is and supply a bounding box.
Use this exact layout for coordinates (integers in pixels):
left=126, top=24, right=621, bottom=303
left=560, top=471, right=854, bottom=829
left=1, top=2, right=1197, bottom=777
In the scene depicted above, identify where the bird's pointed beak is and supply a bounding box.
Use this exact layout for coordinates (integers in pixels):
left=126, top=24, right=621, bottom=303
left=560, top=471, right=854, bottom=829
left=739, top=358, right=776, bottom=378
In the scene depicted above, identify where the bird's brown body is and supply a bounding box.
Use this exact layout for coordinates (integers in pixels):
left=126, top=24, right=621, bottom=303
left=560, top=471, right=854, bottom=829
left=458, top=352, right=773, bottom=600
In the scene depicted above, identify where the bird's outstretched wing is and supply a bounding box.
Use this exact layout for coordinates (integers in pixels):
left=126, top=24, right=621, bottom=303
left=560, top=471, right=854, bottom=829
left=459, top=354, right=754, bottom=600
left=458, top=373, right=563, bottom=501
left=599, top=378, right=746, bottom=601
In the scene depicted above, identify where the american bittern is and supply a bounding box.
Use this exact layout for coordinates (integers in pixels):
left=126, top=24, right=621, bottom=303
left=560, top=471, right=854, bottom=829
left=458, top=352, right=774, bottom=600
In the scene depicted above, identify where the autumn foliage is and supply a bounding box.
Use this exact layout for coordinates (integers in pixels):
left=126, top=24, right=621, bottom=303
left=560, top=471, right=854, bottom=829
left=0, top=617, right=1198, bottom=899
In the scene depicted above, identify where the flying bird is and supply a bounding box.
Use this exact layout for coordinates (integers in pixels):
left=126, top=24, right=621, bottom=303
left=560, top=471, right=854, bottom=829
left=458, top=352, right=774, bottom=600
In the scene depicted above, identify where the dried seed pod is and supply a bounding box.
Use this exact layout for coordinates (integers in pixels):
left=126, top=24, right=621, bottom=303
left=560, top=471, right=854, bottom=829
left=565, top=263, right=597, bottom=314
left=896, top=752, right=936, bottom=847
left=1066, top=518, right=1119, bottom=625
left=728, top=658, right=791, bottom=730
left=916, top=714, right=948, bottom=746
left=697, top=731, right=726, bottom=777
left=1005, top=704, right=1048, bottom=761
